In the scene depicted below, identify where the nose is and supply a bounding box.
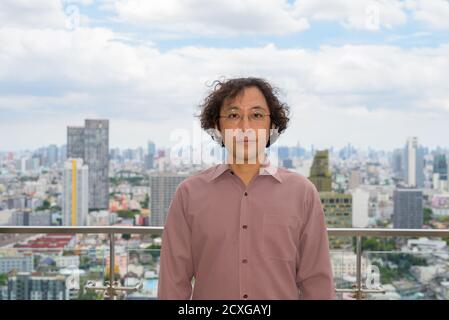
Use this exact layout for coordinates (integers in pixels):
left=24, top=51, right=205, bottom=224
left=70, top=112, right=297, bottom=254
left=239, top=114, right=251, bottom=131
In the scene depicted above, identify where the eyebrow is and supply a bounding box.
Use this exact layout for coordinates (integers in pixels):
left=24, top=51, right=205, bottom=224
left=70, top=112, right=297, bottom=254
left=223, top=105, right=268, bottom=112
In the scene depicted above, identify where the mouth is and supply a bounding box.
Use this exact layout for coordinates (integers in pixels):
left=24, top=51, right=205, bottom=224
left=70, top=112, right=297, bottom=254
left=237, top=141, right=256, bottom=146
left=236, top=138, right=256, bottom=143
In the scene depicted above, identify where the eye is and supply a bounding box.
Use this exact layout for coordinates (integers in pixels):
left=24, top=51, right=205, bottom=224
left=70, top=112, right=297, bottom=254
left=228, top=113, right=240, bottom=119
left=252, top=112, right=264, bottom=118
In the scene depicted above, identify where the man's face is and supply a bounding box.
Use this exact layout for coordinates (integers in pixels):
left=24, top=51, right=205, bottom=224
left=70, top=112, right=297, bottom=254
left=218, top=86, right=273, bottom=163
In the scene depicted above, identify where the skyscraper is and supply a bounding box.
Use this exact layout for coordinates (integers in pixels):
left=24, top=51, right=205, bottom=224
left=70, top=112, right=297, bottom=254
left=309, top=150, right=332, bottom=192
left=67, top=127, right=85, bottom=158
left=391, top=148, right=403, bottom=180
left=433, top=154, right=448, bottom=180
left=348, top=168, right=363, bottom=190
left=351, top=188, right=369, bottom=228
left=320, top=192, right=353, bottom=249
left=308, top=150, right=352, bottom=249
left=67, top=119, right=109, bottom=210
left=403, top=137, right=424, bottom=188
left=59, top=144, right=67, bottom=163
left=46, top=144, right=59, bottom=167
left=393, top=188, right=423, bottom=229
left=145, top=140, right=156, bottom=170
left=433, top=154, right=448, bottom=191
left=63, top=158, right=88, bottom=226
left=149, top=173, right=187, bottom=226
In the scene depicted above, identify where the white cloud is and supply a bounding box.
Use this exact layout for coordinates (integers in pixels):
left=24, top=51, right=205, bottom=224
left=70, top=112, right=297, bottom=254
left=64, top=0, right=94, bottom=5
left=1, top=0, right=449, bottom=151
left=0, top=0, right=93, bottom=31
left=106, top=0, right=410, bottom=34
left=293, top=0, right=408, bottom=30
left=407, top=0, right=449, bottom=29
left=108, top=0, right=309, bottom=36
left=0, top=0, right=67, bottom=29
left=4, top=0, right=446, bottom=37
left=106, top=0, right=449, bottom=33
left=1, top=21, right=449, bottom=150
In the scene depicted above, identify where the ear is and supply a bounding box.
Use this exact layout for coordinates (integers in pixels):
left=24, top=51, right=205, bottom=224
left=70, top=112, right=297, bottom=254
left=266, top=122, right=279, bottom=148
left=215, top=124, right=223, bottom=138
left=207, top=125, right=225, bottom=147
left=212, top=125, right=225, bottom=148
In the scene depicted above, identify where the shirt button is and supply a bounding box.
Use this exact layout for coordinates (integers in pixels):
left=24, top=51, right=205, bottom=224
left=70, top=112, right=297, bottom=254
left=243, top=294, right=248, bottom=299
left=242, top=225, right=248, bottom=230
left=244, top=192, right=248, bottom=196
left=242, top=259, right=248, bottom=264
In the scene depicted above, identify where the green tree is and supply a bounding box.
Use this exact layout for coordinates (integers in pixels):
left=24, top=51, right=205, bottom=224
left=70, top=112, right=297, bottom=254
left=140, top=193, right=149, bottom=209
left=436, top=215, right=449, bottom=223
left=116, top=209, right=140, bottom=219
left=0, top=273, right=8, bottom=286
left=122, top=234, right=131, bottom=240
left=423, top=208, right=433, bottom=225
left=352, top=237, right=397, bottom=253
left=36, top=199, right=51, bottom=211
left=442, top=237, right=449, bottom=245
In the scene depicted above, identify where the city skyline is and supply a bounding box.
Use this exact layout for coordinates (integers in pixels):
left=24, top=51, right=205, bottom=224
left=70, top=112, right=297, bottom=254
left=1, top=138, right=448, bottom=156
left=2, top=117, right=449, bottom=300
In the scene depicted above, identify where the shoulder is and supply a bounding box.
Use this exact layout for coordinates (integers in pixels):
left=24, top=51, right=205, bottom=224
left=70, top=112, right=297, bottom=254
left=176, top=165, right=219, bottom=191
left=276, top=167, right=318, bottom=194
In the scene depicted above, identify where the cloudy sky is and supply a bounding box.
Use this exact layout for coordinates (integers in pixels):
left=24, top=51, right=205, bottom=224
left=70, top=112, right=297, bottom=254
left=1, top=0, right=449, bottom=152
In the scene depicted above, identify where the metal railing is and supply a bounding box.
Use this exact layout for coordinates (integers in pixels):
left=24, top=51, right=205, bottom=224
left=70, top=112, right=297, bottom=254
left=1, top=226, right=449, bottom=300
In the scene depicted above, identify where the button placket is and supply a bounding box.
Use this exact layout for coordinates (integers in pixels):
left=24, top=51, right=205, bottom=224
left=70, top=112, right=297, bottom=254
left=239, top=184, right=251, bottom=300
left=236, top=174, right=259, bottom=300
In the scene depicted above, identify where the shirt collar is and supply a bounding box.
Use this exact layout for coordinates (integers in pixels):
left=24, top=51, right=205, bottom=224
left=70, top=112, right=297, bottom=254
left=208, top=159, right=283, bottom=183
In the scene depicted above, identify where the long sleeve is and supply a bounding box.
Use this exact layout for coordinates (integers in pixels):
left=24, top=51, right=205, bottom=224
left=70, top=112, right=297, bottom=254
left=296, top=182, right=335, bottom=299
left=157, top=183, right=194, bottom=299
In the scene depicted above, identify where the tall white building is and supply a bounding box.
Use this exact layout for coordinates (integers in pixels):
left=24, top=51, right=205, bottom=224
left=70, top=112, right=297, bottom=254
left=348, top=169, right=363, bottom=190
left=352, top=188, right=370, bottom=228
left=63, top=158, right=88, bottom=226
left=403, top=137, right=424, bottom=188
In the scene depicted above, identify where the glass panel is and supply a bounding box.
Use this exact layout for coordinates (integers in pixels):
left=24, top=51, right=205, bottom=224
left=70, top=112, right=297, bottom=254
left=330, top=249, right=358, bottom=300
left=329, top=235, right=449, bottom=300
left=110, top=233, right=162, bottom=300
left=363, top=238, right=449, bottom=300
left=0, top=233, right=106, bottom=300
left=123, top=248, right=160, bottom=300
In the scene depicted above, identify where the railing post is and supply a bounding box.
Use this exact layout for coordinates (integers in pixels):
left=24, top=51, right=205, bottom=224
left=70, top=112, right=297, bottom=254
left=356, top=235, right=362, bottom=300
left=109, top=232, right=115, bottom=300
left=85, top=230, right=143, bottom=299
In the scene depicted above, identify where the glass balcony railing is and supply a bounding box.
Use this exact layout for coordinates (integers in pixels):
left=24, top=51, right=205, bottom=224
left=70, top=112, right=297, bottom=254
left=1, top=226, right=449, bottom=300
left=124, top=248, right=160, bottom=299
left=329, top=228, right=449, bottom=300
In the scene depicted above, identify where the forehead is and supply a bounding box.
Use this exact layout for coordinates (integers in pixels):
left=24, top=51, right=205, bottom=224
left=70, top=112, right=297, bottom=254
left=222, top=86, right=269, bottom=111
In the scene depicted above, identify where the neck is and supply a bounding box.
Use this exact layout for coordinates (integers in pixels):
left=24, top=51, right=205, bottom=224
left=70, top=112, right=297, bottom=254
left=226, top=153, right=267, bottom=184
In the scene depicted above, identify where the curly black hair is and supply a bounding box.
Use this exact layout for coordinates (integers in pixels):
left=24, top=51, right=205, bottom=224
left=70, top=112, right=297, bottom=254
left=197, top=77, right=290, bottom=142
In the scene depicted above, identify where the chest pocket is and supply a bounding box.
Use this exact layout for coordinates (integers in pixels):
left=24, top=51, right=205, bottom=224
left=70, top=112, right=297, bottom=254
left=262, top=213, right=300, bottom=261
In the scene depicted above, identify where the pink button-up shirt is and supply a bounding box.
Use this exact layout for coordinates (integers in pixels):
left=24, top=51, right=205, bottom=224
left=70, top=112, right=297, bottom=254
left=157, top=163, right=335, bottom=300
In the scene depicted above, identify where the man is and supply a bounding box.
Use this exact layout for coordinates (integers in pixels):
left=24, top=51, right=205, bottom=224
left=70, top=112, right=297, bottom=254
left=158, top=77, right=335, bottom=300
